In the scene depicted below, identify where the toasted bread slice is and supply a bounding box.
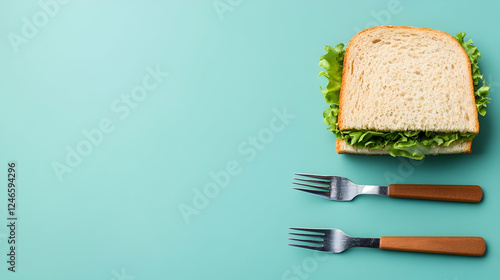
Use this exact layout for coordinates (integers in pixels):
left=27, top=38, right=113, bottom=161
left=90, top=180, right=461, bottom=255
left=338, top=26, right=478, bottom=134
left=336, top=139, right=472, bottom=155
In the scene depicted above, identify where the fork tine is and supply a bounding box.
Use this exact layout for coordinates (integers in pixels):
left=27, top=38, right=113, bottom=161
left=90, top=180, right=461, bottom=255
left=292, top=182, right=330, bottom=191
left=293, top=177, right=330, bottom=185
left=289, top=227, right=329, bottom=235
left=289, top=232, right=324, bottom=238
left=293, top=188, right=329, bottom=198
left=295, top=173, right=331, bottom=180
left=288, top=243, right=326, bottom=252
left=288, top=238, right=323, bottom=244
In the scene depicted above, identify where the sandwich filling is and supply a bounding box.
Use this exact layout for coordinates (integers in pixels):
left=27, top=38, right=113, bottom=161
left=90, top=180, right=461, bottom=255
left=320, top=32, right=490, bottom=159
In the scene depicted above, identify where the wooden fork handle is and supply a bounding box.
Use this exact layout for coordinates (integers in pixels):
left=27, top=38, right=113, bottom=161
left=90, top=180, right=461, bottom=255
left=380, top=236, right=486, bottom=256
left=388, top=184, right=482, bottom=203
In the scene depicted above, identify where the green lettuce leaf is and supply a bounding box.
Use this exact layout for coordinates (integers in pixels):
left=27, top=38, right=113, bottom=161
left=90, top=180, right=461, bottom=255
left=319, top=44, right=344, bottom=105
left=454, top=32, right=490, bottom=116
left=320, top=32, right=489, bottom=159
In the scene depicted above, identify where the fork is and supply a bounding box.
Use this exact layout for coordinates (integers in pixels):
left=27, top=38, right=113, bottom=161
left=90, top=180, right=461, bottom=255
left=289, top=228, right=486, bottom=256
left=293, top=173, right=482, bottom=203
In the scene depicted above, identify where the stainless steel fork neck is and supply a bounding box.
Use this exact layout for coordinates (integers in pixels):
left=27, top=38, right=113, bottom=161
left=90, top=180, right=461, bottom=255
left=358, top=185, right=388, bottom=196
left=348, top=237, right=380, bottom=249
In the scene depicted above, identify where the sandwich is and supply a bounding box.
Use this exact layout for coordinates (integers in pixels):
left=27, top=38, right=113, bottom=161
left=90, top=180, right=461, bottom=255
left=319, top=26, right=490, bottom=159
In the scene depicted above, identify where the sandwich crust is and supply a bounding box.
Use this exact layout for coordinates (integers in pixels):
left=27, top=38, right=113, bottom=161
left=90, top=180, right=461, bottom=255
left=338, top=26, right=479, bottom=134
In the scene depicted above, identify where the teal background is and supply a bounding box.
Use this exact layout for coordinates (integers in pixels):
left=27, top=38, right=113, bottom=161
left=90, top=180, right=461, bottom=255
left=0, top=0, right=498, bottom=279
